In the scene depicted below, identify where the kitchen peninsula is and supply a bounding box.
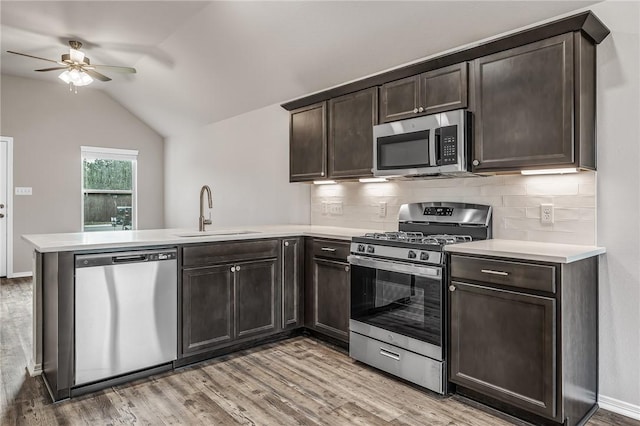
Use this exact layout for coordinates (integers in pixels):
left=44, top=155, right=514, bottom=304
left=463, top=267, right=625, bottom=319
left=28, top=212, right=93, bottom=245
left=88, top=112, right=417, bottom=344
left=23, top=225, right=377, bottom=402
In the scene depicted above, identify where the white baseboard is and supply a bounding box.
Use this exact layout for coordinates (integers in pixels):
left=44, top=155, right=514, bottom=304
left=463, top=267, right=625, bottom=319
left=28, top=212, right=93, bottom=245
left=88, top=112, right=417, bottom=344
left=9, top=271, right=32, bottom=278
left=599, top=394, right=640, bottom=420
left=27, top=361, right=42, bottom=377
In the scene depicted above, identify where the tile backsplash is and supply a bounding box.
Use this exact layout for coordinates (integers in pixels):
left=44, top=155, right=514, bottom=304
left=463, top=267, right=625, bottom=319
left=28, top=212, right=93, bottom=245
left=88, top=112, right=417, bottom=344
left=311, top=172, right=596, bottom=245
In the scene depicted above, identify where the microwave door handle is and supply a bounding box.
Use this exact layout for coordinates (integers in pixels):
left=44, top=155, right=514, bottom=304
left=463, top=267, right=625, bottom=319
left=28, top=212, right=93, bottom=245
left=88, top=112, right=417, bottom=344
left=433, top=127, right=442, bottom=166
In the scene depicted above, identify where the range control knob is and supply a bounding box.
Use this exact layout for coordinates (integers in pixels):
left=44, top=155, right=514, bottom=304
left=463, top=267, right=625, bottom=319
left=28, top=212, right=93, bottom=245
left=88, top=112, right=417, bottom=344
left=366, top=245, right=375, bottom=254
left=420, top=252, right=430, bottom=261
left=408, top=250, right=417, bottom=259
left=357, top=244, right=366, bottom=252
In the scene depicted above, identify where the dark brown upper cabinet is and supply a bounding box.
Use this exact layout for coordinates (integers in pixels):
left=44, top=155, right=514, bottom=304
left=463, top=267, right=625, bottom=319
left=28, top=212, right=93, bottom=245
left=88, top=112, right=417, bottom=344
left=290, top=87, right=377, bottom=182
left=379, top=62, right=468, bottom=123
left=470, top=32, right=596, bottom=172
left=328, top=87, right=378, bottom=179
left=290, top=102, right=327, bottom=182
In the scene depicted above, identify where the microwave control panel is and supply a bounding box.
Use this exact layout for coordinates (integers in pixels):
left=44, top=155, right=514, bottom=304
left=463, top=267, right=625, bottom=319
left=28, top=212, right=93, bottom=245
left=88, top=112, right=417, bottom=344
left=436, top=125, right=458, bottom=165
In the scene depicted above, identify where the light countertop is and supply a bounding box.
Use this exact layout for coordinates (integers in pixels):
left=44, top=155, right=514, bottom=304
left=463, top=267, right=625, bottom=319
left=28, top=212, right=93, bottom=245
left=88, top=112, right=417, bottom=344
left=22, top=225, right=380, bottom=253
left=444, top=239, right=606, bottom=264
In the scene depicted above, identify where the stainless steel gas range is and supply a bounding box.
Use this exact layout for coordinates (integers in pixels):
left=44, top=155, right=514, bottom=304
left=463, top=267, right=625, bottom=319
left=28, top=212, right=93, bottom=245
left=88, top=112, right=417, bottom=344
left=348, top=202, right=492, bottom=394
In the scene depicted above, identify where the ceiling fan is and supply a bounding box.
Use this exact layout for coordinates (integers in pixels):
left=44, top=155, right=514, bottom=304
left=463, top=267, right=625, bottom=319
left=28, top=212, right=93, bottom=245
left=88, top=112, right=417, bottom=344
left=7, top=40, right=136, bottom=92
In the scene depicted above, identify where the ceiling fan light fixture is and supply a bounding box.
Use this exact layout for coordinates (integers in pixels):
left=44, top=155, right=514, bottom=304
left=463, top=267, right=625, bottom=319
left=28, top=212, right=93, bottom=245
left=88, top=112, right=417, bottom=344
left=58, top=69, right=93, bottom=87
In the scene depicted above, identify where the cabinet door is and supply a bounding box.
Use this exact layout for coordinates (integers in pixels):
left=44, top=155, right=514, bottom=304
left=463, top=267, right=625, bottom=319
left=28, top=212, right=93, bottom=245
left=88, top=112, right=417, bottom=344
left=282, top=238, right=303, bottom=330
left=313, top=258, right=350, bottom=342
left=182, top=265, right=234, bottom=355
left=449, top=281, right=557, bottom=420
left=235, top=259, right=278, bottom=339
left=290, top=102, right=327, bottom=182
left=472, top=33, right=574, bottom=172
left=419, top=62, right=468, bottom=115
left=328, top=88, right=378, bottom=178
left=380, top=75, right=420, bottom=123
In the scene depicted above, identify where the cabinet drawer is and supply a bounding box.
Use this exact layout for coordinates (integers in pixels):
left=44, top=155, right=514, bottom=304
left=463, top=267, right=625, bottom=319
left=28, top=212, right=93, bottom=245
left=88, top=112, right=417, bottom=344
left=183, top=239, right=279, bottom=267
left=450, top=255, right=556, bottom=293
left=312, top=239, right=350, bottom=261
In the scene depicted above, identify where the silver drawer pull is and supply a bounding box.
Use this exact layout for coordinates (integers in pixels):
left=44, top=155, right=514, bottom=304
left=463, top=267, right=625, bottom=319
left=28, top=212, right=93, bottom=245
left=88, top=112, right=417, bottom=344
left=481, top=269, right=509, bottom=276
left=321, top=247, right=337, bottom=252
left=379, top=348, right=400, bottom=361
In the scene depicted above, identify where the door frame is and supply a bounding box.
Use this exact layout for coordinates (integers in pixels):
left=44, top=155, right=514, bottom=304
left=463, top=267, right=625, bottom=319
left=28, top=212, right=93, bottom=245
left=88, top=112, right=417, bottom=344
left=1, top=136, right=14, bottom=278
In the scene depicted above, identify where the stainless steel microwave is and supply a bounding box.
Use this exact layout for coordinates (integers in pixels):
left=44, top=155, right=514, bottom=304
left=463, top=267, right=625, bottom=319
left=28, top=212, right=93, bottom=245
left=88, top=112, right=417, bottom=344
left=373, top=109, right=472, bottom=178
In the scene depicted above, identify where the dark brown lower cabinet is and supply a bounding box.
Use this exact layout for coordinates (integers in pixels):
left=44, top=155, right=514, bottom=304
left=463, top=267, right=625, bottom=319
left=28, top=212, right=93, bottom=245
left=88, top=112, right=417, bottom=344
left=313, top=258, right=350, bottom=341
left=182, top=265, right=234, bottom=354
left=305, top=238, right=351, bottom=343
left=450, top=282, right=556, bottom=419
left=235, top=259, right=278, bottom=339
left=448, top=254, right=599, bottom=426
left=181, top=240, right=282, bottom=358
left=282, top=238, right=303, bottom=330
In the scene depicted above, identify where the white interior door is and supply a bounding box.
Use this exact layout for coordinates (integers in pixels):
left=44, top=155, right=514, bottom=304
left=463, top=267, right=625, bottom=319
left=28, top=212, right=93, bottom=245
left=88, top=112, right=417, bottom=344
left=0, top=139, right=7, bottom=276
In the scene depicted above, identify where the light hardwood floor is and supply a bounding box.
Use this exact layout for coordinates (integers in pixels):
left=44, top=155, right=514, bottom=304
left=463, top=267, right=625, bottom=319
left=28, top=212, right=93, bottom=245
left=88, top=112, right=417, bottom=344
left=1, top=277, right=637, bottom=425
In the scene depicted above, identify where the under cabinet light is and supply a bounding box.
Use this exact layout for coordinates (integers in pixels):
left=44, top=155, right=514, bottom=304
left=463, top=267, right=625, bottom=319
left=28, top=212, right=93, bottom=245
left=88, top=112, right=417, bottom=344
left=359, top=177, right=388, bottom=183
left=521, top=168, right=579, bottom=175
left=313, top=180, right=337, bottom=185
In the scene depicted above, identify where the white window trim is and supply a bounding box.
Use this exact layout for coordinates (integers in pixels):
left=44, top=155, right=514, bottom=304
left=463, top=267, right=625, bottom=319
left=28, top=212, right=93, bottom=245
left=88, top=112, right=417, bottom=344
left=81, top=146, right=138, bottom=232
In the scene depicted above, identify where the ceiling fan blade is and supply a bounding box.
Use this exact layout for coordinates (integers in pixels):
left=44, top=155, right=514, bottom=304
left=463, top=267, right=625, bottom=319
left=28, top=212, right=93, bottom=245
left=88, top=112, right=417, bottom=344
left=7, top=50, right=60, bottom=64
left=35, top=67, right=69, bottom=72
left=83, top=68, right=112, bottom=82
left=92, top=64, right=137, bottom=74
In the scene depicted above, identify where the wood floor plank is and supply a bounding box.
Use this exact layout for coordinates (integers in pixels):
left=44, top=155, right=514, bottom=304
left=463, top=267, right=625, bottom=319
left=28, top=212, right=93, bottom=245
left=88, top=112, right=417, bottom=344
left=1, top=277, right=637, bottom=426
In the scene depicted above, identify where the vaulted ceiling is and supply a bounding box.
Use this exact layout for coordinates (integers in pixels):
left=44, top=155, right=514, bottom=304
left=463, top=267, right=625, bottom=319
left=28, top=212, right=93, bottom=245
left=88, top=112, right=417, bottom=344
left=1, top=1, right=600, bottom=138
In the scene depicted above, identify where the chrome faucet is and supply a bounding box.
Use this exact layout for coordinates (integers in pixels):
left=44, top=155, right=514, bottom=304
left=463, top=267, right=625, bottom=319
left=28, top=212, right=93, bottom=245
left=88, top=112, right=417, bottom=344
left=199, top=185, right=213, bottom=231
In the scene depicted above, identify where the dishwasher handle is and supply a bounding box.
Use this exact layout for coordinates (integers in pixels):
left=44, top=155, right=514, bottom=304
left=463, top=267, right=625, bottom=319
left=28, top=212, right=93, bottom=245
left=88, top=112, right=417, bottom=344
left=76, top=249, right=177, bottom=268
left=112, top=254, right=148, bottom=264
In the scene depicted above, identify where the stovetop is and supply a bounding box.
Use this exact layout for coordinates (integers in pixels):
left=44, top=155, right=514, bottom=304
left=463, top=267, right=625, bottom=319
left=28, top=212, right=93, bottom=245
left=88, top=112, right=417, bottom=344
left=349, top=202, right=492, bottom=265
left=360, top=231, right=473, bottom=246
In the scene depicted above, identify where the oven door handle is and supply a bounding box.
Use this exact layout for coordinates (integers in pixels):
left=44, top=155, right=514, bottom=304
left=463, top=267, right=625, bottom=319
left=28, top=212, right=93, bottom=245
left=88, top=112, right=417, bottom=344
left=347, top=255, right=441, bottom=278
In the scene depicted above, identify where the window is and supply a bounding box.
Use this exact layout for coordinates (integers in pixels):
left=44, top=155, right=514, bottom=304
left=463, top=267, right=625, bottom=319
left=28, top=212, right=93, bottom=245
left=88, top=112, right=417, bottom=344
left=81, top=146, right=138, bottom=232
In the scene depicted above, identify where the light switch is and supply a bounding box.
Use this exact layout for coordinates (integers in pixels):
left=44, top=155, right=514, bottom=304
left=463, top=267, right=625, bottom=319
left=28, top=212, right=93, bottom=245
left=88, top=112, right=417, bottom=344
left=15, top=187, right=32, bottom=196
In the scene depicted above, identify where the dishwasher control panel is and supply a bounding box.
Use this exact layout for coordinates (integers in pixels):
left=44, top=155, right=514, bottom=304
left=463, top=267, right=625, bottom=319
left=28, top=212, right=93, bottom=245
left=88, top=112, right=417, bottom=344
left=76, top=249, right=177, bottom=268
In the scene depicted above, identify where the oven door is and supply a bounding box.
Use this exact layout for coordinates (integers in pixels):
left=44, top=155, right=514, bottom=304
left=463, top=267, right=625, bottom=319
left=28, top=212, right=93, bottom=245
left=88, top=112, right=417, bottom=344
left=348, top=255, right=442, bottom=348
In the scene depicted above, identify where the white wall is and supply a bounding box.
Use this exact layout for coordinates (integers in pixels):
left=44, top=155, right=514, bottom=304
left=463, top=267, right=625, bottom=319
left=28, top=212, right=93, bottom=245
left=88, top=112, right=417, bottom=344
left=591, top=0, right=640, bottom=414
left=0, top=75, right=165, bottom=274
left=164, top=104, right=309, bottom=229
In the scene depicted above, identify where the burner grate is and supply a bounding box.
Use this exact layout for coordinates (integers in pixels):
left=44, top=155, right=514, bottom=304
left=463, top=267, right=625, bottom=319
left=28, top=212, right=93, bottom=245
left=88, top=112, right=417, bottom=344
left=361, top=232, right=472, bottom=246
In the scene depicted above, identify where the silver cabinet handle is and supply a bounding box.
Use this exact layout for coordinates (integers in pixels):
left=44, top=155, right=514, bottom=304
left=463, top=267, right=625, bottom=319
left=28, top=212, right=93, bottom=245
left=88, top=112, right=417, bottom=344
left=472, top=159, right=480, bottom=166
left=231, top=266, right=236, bottom=272
left=380, top=348, right=400, bottom=361
left=345, top=266, right=350, bottom=272
left=235, top=265, right=241, bottom=272
left=321, top=172, right=325, bottom=176
left=321, top=247, right=336, bottom=253
left=449, top=285, right=456, bottom=292
left=481, top=269, right=509, bottom=276
left=413, top=108, right=418, bottom=113
left=418, top=107, right=424, bottom=112
left=284, top=241, right=290, bottom=247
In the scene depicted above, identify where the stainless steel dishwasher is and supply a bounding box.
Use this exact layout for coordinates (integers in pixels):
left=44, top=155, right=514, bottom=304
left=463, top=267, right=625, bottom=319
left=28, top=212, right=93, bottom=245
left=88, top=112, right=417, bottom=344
left=74, top=248, right=177, bottom=386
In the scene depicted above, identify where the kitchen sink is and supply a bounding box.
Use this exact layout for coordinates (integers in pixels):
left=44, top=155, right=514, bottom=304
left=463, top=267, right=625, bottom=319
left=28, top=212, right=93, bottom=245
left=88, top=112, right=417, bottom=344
left=174, top=230, right=260, bottom=238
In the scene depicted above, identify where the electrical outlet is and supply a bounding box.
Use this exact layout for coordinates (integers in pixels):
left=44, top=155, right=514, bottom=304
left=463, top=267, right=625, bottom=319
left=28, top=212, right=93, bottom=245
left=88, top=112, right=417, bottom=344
left=15, top=187, right=32, bottom=195
left=321, top=201, right=328, bottom=215
left=329, top=201, right=343, bottom=215
left=378, top=202, right=387, bottom=218
left=541, top=203, right=554, bottom=224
